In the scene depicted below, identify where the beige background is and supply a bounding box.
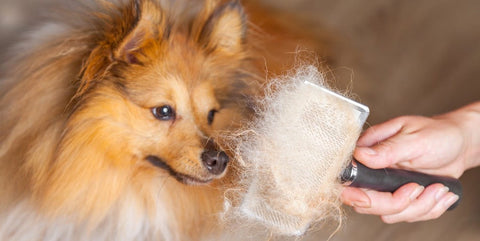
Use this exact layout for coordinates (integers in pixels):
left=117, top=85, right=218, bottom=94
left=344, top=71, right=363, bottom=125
left=1, top=0, right=479, bottom=240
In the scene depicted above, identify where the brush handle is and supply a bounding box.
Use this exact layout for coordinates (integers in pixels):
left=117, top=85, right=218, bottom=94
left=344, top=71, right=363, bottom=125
left=341, top=161, right=462, bottom=210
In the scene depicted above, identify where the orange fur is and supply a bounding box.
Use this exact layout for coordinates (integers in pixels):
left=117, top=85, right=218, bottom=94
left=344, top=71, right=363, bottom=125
left=0, top=0, right=329, bottom=240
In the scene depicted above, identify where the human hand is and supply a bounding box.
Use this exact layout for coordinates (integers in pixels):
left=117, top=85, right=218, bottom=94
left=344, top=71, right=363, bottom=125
left=341, top=102, right=480, bottom=223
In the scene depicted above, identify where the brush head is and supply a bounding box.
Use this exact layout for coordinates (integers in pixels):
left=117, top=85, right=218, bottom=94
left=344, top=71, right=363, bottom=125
left=304, top=81, right=370, bottom=126
left=231, top=66, right=367, bottom=236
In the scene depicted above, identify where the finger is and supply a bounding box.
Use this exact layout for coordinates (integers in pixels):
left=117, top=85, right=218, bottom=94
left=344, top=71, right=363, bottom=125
left=356, top=117, right=407, bottom=147
left=353, top=183, right=424, bottom=216
left=408, top=192, right=459, bottom=222
left=354, top=131, right=422, bottom=169
left=341, top=187, right=371, bottom=208
left=380, top=184, right=447, bottom=223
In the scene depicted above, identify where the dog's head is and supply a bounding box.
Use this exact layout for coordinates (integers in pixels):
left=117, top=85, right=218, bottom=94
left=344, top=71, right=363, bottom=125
left=65, top=0, right=255, bottom=186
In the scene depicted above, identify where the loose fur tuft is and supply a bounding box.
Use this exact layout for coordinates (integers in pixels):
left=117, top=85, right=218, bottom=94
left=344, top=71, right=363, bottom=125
left=223, top=64, right=362, bottom=237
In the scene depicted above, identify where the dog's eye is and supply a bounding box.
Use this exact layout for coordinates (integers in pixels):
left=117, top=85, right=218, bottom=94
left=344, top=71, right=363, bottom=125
left=152, top=105, right=176, bottom=121
left=207, top=109, right=217, bottom=125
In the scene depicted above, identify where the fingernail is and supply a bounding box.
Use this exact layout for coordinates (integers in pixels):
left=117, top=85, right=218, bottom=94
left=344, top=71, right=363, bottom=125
left=352, top=196, right=371, bottom=208
left=443, top=195, right=459, bottom=208
left=352, top=201, right=370, bottom=208
left=359, top=147, right=377, bottom=156
left=409, top=186, right=425, bottom=201
left=435, top=186, right=449, bottom=201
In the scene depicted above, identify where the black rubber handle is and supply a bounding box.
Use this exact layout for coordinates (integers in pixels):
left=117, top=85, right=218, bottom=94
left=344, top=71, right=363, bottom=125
left=345, top=161, right=462, bottom=210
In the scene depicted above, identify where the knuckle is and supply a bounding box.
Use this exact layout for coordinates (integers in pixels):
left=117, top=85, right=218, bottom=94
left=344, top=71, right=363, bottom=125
left=377, top=143, right=395, bottom=166
left=394, top=115, right=420, bottom=126
left=394, top=116, right=410, bottom=124
left=427, top=209, right=445, bottom=220
left=415, top=207, right=431, bottom=217
left=390, top=198, right=410, bottom=213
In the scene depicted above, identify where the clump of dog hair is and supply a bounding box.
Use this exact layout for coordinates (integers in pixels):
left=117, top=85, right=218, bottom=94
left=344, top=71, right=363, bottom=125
left=224, top=65, right=363, bottom=236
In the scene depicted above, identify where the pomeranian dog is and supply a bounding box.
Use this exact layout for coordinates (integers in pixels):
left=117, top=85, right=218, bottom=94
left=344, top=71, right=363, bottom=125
left=0, top=0, right=327, bottom=240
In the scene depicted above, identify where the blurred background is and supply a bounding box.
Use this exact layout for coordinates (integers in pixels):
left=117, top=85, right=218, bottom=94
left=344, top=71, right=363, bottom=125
left=1, top=0, right=478, bottom=240
left=261, top=1, right=480, bottom=241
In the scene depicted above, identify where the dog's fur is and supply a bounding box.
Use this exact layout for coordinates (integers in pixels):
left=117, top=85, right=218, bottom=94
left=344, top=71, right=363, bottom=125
left=0, top=0, right=327, bottom=240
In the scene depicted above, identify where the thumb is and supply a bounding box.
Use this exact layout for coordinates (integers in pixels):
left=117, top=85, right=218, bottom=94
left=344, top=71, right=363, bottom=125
left=354, top=130, right=420, bottom=169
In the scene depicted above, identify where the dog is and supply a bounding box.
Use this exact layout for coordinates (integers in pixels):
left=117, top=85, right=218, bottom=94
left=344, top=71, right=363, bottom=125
left=0, top=0, right=328, bottom=240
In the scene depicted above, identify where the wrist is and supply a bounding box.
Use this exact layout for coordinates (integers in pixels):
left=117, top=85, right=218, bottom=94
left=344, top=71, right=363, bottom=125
left=450, top=101, right=480, bottom=170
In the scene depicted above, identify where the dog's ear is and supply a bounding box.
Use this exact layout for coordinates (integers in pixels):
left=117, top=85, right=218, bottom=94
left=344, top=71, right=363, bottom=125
left=114, top=0, right=168, bottom=64
left=198, top=1, right=247, bottom=55
left=75, top=0, right=168, bottom=101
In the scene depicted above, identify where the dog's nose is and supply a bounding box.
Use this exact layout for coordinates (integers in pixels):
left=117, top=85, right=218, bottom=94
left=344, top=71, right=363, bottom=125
left=201, top=150, right=229, bottom=175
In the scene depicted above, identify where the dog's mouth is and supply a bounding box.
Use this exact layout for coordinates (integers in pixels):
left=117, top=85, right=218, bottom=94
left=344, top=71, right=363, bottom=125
left=145, top=155, right=213, bottom=185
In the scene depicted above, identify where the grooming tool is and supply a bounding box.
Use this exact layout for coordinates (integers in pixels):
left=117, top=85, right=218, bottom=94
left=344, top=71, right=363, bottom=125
left=305, top=81, right=463, bottom=210
left=236, top=72, right=462, bottom=237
